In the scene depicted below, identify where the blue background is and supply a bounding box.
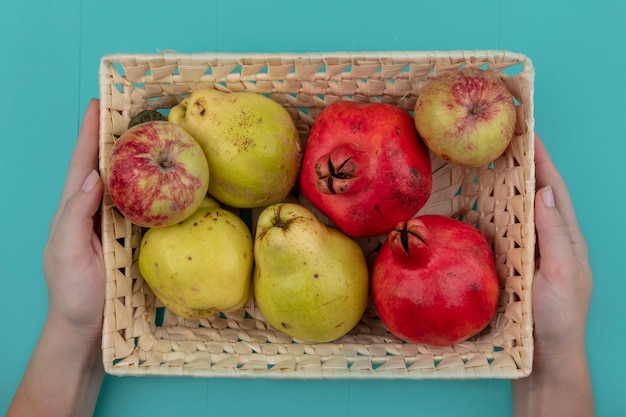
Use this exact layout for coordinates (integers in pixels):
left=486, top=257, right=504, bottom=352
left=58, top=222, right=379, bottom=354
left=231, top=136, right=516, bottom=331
left=1, top=1, right=624, bottom=416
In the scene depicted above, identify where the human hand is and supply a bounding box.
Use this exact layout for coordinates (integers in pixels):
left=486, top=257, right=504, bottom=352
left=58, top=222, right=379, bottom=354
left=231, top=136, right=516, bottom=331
left=511, top=133, right=594, bottom=416
left=7, top=99, right=105, bottom=417
left=531, top=133, right=593, bottom=363
left=42, top=98, right=104, bottom=340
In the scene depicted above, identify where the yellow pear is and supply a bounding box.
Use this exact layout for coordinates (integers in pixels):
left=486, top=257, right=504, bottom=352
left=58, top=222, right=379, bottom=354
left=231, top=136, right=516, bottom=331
left=169, top=88, right=302, bottom=208
left=253, top=203, right=369, bottom=342
left=138, top=197, right=253, bottom=319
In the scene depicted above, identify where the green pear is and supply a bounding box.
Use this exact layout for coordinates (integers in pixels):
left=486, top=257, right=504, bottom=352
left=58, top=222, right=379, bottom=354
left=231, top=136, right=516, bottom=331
left=169, top=88, right=302, bottom=208
left=253, top=203, right=369, bottom=342
left=138, top=197, right=253, bottom=319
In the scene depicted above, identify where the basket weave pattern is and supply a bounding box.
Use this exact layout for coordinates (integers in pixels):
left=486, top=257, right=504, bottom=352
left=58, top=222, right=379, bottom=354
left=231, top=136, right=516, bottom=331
left=99, top=50, right=535, bottom=379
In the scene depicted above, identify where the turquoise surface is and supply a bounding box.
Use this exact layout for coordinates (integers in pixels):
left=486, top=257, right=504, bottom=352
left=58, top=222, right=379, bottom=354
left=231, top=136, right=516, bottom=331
left=1, top=1, right=625, bottom=416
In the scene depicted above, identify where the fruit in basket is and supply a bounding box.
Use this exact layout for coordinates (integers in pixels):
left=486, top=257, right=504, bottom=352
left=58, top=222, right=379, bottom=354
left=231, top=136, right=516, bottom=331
left=371, top=214, right=500, bottom=347
left=168, top=88, right=302, bottom=208
left=253, top=203, right=369, bottom=343
left=138, top=197, right=253, bottom=319
left=299, top=101, right=432, bottom=238
left=108, top=120, right=209, bottom=228
left=128, top=109, right=167, bottom=129
left=413, top=68, right=516, bottom=167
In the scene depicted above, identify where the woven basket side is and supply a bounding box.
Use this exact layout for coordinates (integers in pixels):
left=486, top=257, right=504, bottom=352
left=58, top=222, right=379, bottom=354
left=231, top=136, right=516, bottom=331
left=99, top=50, right=535, bottom=379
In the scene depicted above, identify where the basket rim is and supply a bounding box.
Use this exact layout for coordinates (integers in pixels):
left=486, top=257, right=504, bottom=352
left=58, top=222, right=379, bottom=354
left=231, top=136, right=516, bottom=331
left=98, top=49, right=536, bottom=380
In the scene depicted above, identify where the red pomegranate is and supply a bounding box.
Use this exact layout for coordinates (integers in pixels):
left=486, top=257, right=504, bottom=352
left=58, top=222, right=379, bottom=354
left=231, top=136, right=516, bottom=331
left=299, top=101, right=432, bottom=238
left=371, top=214, right=500, bottom=347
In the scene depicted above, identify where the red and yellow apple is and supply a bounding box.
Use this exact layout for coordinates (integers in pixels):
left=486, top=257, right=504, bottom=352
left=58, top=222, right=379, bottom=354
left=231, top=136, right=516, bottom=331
left=414, top=68, right=516, bottom=167
left=108, top=120, right=209, bottom=228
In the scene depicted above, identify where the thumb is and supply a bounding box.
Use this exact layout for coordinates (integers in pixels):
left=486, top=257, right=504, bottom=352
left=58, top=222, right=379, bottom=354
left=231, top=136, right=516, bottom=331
left=535, top=185, right=576, bottom=273
left=57, top=170, right=103, bottom=244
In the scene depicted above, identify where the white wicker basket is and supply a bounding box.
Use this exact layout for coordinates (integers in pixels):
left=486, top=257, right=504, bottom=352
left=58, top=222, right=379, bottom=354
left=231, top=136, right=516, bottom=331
left=99, top=50, right=535, bottom=379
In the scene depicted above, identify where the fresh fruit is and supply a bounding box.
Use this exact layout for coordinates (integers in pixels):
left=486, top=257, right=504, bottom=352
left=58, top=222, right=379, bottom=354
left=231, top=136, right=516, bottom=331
left=413, top=68, right=516, bottom=167
left=299, top=101, right=432, bottom=238
left=253, top=203, right=369, bottom=343
left=371, top=214, right=500, bottom=347
left=128, top=109, right=167, bottom=129
left=138, top=197, right=253, bottom=319
left=168, top=88, right=302, bottom=208
left=108, top=120, right=209, bottom=228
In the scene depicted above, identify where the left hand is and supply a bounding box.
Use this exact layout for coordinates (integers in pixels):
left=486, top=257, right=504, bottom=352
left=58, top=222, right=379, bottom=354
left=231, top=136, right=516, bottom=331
left=43, top=98, right=105, bottom=340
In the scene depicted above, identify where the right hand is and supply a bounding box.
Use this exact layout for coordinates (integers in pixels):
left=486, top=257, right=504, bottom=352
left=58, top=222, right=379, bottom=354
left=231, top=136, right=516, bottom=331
left=531, top=133, right=593, bottom=364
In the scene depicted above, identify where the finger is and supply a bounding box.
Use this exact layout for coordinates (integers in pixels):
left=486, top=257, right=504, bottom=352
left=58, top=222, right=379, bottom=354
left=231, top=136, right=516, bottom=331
left=534, top=133, right=584, bottom=245
left=534, top=134, right=564, bottom=191
left=534, top=186, right=578, bottom=275
left=59, top=99, right=101, bottom=205
left=52, top=170, right=104, bottom=254
left=50, top=99, right=100, bottom=235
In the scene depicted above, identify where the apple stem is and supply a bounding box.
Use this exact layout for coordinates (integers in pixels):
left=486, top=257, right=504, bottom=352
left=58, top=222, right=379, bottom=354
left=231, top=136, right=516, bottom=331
left=156, top=152, right=175, bottom=169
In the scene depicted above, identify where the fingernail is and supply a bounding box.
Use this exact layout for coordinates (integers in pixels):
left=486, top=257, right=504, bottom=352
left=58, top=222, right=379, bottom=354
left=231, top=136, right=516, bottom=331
left=542, top=185, right=555, bottom=208
left=82, top=170, right=100, bottom=192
